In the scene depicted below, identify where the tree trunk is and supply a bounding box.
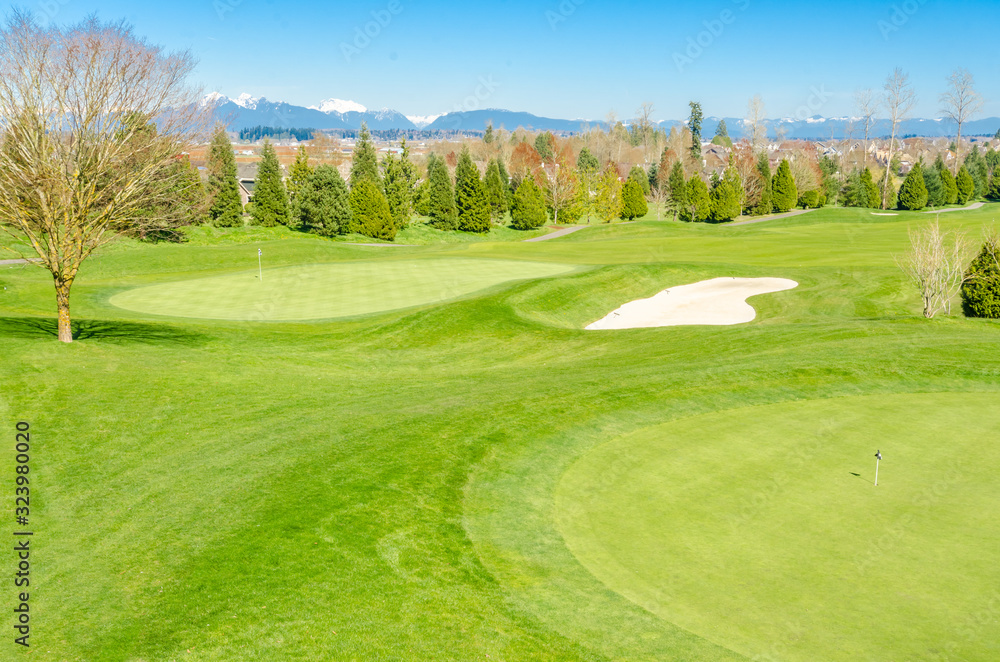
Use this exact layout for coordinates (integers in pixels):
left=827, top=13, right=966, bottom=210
left=954, top=124, right=962, bottom=175
left=55, top=277, right=74, bottom=343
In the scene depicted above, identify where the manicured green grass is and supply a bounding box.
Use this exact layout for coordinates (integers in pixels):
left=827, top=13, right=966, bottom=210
left=1, top=204, right=999, bottom=661
left=556, top=393, right=1000, bottom=661
left=109, top=258, right=579, bottom=320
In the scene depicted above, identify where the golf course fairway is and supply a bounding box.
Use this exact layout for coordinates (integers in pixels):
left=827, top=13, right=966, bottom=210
left=554, top=392, right=1000, bottom=662
left=109, top=257, right=579, bottom=320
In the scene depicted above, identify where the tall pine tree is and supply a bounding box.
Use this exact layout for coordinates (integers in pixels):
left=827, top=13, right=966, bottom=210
left=956, top=165, right=975, bottom=204
left=453, top=147, right=491, bottom=233
left=349, top=178, right=396, bottom=241
left=681, top=175, right=711, bottom=222
left=249, top=140, right=290, bottom=227
left=287, top=145, right=313, bottom=204
left=426, top=153, right=457, bottom=230
left=382, top=152, right=412, bottom=231
left=666, top=161, right=687, bottom=221
left=350, top=122, right=380, bottom=188
left=688, top=101, right=703, bottom=161
left=510, top=177, right=548, bottom=230
left=207, top=126, right=243, bottom=227
left=620, top=179, right=648, bottom=220
left=484, top=159, right=509, bottom=223
left=897, top=164, right=928, bottom=210
left=297, top=165, right=352, bottom=237
left=752, top=154, right=773, bottom=215
left=771, top=159, right=797, bottom=213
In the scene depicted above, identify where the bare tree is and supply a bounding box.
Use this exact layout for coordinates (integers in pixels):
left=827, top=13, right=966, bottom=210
left=940, top=68, right=984, bottom=174
left=744, top=95, right=768, bottom=155
left=854, top=88, right=878, bottom=171
left=634, top=102, right=655, bottom=163
left=896, top=219, right=972, bottom=318
left=880, top=69, right=916, bottom=210
left=0, top=14, right=205, bottom=342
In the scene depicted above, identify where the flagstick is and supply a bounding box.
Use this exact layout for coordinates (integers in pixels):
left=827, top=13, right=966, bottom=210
left=875, top=456, right=879, bottom=486
left=258, top=249, right=263, bottom=282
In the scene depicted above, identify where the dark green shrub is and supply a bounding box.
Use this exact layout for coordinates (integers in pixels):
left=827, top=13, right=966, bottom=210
left=961, top=237, right=1000, bottom=318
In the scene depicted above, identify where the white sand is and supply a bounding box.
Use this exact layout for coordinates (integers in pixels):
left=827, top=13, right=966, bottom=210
left=871, top=212, right=898, bottom=216
left=586, top=277, right=798, bottom=330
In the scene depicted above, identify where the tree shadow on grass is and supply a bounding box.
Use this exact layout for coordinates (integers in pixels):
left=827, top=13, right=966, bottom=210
left=0, top=316, right=208, bottom=346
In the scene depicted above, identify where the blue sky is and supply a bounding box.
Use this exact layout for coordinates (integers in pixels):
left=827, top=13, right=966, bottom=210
left=15, top=0, right=998, bottom=120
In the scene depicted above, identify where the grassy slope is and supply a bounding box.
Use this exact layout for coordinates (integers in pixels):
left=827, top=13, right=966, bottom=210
left=0, top=204, right=998, bottom=660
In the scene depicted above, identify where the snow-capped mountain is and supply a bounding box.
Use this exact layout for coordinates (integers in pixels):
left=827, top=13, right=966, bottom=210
left=201, top=93, right=1000, bottom=138
left=309, top=98, right=367, bottom=114
left=406, top=114, right=443, bottom=128
left=202, top=92, right=415, bottom=130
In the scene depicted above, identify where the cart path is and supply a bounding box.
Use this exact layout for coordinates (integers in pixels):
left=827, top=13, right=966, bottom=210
left=923, top=202, right=985, bottom=213
left=524, top=226, right=588, bottom=242
left=728, top=208, right=818, bottom=226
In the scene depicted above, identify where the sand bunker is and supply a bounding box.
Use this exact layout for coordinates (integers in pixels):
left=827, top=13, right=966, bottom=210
left=586, top=277, right=798, bottom=329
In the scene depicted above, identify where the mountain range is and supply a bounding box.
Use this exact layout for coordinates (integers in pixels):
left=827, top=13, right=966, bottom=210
left=203, top=93, right=1000, bottom=140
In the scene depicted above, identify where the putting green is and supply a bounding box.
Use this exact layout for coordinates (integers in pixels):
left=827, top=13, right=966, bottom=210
left=555, top=393, right=1000, bottom=661
left=109, top=258, right=577, bottom=320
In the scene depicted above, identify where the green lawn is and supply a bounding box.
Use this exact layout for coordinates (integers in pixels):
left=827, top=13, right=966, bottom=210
left=109, top=258, right=580, bottom=320
left=1, top=204, right=999, bottom=661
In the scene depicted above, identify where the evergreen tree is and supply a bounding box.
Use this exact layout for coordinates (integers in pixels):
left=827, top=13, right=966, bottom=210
left=483, top=122, right=495, bottom=145
left=752, top=153, right=773, bottom=215
left=681, top=175, right=711, bottom=222
left=534, top=132, right=556, bottom=162
left=297, top=165, right=352, bottom=236
left=964, top=146, right=989, bottom=198
left=382, top=152, right=412, bottom=231
left=426, top=153, right=457, bottom=229
left=628, top=165, right=651, bottom=196
left=647, top=161, right=659, bottom=193
left=923, top=165, right=945, bottom=207
left=349, top=178, right=396, bottom=240
left=880, top=176, right=897, bottom=210
left=576, top=147, right=599, bottom=174
left=771, top=159, right=797, bottom=213
left=349, top=122, right=380, bottom=188
left=961, top=237, right=1000, bottom=318
left=861, top=168, right=881, bottom=208
left=249, top=140, right=290, bottom=227
left=956, top=165, right=975, bottom=204
left=594, top=165, right=623, bottom=222
left=939, top=165, right=958, bottom=204
left=207, top=126, right=243, bottom=227
left=988, top=169, right=1000, bottom=201
left=413, top=180, right=430, bottom=217
left=897, top=164, right=928, bottom=210
left=710, top=170, right=741, bottom=222
left=666, top=160, right=687, bottom=221
left=688, top=101, right=703, bottom=161
left=496, top=157, right=514, bottom=209
left=287, top=145, right=313, bottom=204
left=712, top=119, right=733, bottom=147
left=840, top=170, right=870, bottom=208
left=620, top=179, right=648, bottom=220
left=510, top=177, right=548, bottom=230
left=453, top=147, right=491, bottom=233
left=483, top=159, right=509, bottom=223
